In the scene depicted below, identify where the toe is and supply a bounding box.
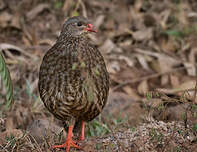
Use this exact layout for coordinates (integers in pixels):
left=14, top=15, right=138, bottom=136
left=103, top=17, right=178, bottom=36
left=70, top=139, right=81, bottom=149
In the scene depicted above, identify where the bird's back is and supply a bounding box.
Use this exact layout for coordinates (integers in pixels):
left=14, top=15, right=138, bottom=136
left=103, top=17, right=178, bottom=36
left=38, top=37, right=109, bottom=122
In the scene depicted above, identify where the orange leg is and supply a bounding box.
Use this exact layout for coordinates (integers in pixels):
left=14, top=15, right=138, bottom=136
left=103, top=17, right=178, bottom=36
left=52, top=126, right=81, bottom=152
left=79, top=121, right=85, bottom=141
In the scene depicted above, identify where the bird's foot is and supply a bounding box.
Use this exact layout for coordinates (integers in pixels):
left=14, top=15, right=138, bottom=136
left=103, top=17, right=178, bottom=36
left=52, top=138, right=81, bottom=152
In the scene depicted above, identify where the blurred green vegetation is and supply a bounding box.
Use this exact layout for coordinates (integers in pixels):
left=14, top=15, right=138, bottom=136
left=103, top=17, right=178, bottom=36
left=0, top=52, right=13, bottom=111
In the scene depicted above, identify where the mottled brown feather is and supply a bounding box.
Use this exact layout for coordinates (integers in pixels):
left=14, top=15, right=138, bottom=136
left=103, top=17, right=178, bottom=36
left=38, top=16, right=109, bottom=126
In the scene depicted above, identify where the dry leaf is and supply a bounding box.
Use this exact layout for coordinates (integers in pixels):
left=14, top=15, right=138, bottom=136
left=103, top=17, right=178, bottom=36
left=135, top=48, right=181, bottom=73
left=160, top=37, right=180, bottom=52
left=175, top=80, right=196, bottom=91
left=188, top=47, right=197, bottom=63
left=107, top=61, right=120, bottom=74
left=137, top=80, right=149, bottom=95
left=177, top=3, right=190, bottom=25
left=136, top=54, right=151, bottom=70
left=118, top=55, right=134, bottom=67
left=183, top=62, right=196, bottom=76
left=0, top=11, right=21, bottom=29
left=62, top=0, right=72, bottom=12
left=122, top=86, right=141, bottom=101
left=0, top=12, right=12, bottom=28
left=132, top=28, right=153, bottom=41
left=94, top=15, right=105, bottom=29
left=149, top=59, right=161, bottom=73
left=10, top=13, right=21, bottom=29
left=157, top=80, right=196, bottom=95
left=38, top=39, right=55, bottom=46
left=158, top=55, right=178, bottom=72
left=146, top=98, right=163, bottom=108
left=188, top=12, right=197, bottom=19
left=158, top=9, right=171, bottom=29
left=0, top=43, right=35, bottom=59
left=161, top=75, right=169, bottom=86
left=26, top=4, right=50, bottom=20
left=99, top=39, right=122, bottom=53
left=170, top=74, right=180, bottom=88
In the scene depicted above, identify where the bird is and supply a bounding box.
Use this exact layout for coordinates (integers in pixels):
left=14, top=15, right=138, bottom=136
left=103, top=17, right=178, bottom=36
left=38, top=16, right=109, bottom=152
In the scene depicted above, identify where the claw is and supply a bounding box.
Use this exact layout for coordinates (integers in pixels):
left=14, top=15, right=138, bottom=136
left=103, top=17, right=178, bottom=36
left=52, top=126, right=81, bottom=152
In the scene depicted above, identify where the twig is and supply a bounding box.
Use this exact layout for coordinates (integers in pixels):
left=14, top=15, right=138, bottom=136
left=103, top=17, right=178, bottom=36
left=27, top=134, right=43, bottom=152
left=62, top=0, right=72, bottom=12
left=79, top=0, right=87, bottom=17
left=0, top=43, right=37, bottom=59
left=156, top=88, right=197, bottom=95
left=112, top=67, right=187, bottom=91
left=73, top=0, right=81, bottom=14
left=153, top=90, right=180, bottom=103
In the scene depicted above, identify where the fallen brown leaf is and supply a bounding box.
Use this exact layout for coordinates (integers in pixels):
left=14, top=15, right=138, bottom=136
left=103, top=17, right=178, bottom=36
left=0, top=12, right=12, bottom=28
left=26, top=4, right=50, bottom=20
left=137, top=80, right=149, bottom=95
left=132, top=28, right=153, bottom=41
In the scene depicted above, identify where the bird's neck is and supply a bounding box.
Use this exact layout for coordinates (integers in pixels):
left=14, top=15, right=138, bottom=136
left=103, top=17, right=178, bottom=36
left=57, top=34, right=88, bottom=44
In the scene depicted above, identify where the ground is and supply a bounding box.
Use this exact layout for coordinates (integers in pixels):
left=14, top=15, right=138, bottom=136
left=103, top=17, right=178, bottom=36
left=0, top=0, right=197, bottom=152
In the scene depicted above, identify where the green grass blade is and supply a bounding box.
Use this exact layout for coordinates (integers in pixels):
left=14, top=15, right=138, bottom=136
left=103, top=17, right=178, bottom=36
left=0, top=52, right=13, bottom=110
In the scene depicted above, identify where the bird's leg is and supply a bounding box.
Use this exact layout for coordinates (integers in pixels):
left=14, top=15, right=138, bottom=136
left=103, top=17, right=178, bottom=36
left=52, top=125, right=81, bottom=152
left=79, top=121, right=85, bottom=141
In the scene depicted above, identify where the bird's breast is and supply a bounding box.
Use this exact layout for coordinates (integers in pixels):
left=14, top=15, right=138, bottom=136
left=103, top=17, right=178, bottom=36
left=39, top=40, right=109, bottom=121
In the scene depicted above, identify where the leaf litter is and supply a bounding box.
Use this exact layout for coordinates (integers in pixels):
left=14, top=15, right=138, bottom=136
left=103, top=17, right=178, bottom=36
left=0, top=0, right=197, bottom=151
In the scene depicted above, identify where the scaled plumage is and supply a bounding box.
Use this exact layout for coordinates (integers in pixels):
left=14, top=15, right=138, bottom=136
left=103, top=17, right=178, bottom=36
left=38, top=16, right=109, bottom=152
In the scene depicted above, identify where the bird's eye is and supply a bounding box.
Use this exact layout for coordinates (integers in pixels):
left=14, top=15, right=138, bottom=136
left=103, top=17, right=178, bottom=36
left=77, top=22, right=82, bottom=26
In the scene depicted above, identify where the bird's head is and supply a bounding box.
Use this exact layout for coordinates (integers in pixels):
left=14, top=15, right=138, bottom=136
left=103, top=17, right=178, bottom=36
left=60, top=16, right=97, bottom=38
